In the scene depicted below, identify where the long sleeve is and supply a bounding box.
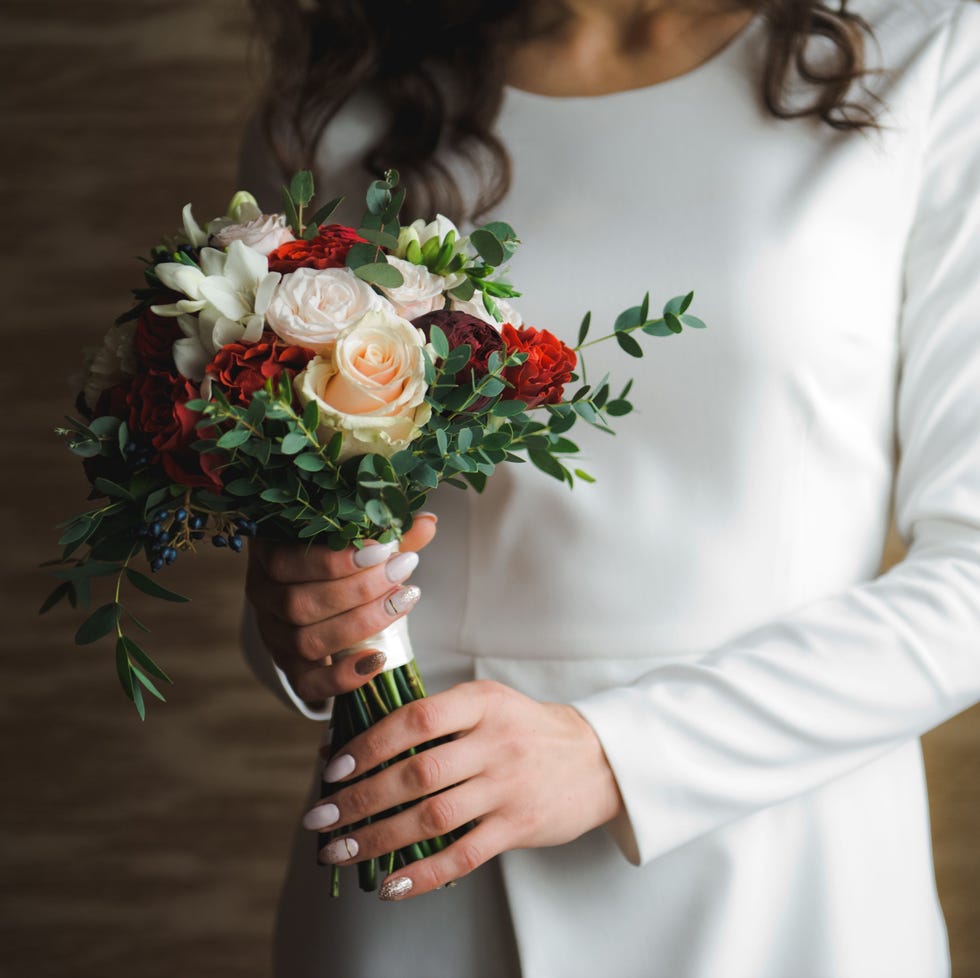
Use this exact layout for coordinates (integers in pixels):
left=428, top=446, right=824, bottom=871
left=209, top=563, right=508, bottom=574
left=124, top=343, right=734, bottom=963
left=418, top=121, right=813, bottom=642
left=572, top=0, right=980, bottom=867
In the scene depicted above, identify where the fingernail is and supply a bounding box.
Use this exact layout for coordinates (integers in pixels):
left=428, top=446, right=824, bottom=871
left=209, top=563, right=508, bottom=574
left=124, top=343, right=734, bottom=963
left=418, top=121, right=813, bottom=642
left=323, top=753, right=356, bottom=782
left=355, top=651, right=387, bottom=676
left=379, top=876, right=413, bottom=901
left=385, top=551, right=419, bottom=583
left=320, top=837, right=359, bottom=864
left=353, top=542, right=396, bottom=569
left=384, top=585, right=421, bottom=617
left=416, top=511, right=438, bottom=524
left=301, top=803, right=339, bottom=831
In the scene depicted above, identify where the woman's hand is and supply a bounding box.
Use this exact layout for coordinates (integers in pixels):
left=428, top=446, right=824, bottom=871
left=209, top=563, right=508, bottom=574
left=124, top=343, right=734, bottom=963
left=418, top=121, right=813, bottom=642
left=303, top=679, right=625, bottom=900
left=245, top=514, right=437, bottom=704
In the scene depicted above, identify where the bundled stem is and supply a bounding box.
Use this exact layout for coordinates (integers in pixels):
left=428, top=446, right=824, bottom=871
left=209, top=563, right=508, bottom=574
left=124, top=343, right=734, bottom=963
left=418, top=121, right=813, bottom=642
left=319, top=658, right=466, bottom=895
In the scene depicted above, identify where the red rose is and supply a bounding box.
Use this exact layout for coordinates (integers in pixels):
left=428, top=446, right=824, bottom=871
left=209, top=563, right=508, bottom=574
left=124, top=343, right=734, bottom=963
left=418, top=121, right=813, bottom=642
left=128, top=369, right=222, bottom=489
left=500, top=324, right=577, bottom=407
left=93, top=381, right=132, bottom=421
left=267, top=224, right=366, bottom=274
left=206, top=336, right=315, bottom=406
left=412, top=309, right=505, bottom=378
left=134, top=307, right=183, bottom=370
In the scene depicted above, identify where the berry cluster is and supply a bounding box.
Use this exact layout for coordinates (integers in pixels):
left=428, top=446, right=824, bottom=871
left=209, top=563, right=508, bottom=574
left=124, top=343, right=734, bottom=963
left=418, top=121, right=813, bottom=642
left=211, top=517, right=258, bottom=554
left=137, top=507, right=194, bottom=571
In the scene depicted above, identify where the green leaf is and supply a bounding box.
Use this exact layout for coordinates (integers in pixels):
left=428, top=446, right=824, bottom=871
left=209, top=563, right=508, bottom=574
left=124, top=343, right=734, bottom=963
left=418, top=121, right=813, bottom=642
left=471, top=228, right=505, bottom=267
left=479, top=377, right=506, bottom=397
left=365, top=499, right=391, bottom=527
left=615, top=332, right=644, bottom=358
left=295, top=453, right=326, bottom=472
left=280, top=187, right=300, bottom=234
left=121, top=635, right=172, bottom=684
left=290, top=170, right=315, bottom=207
left=435, top=428, right=449, bottom=456
left=58, top=518, right=96, bottom=547
left=639, top=292, right=650, bottom=322
left=224, top=478, right=259, bottom=497
left=216, top=428, right=250, bottom=449
left=260, top=488, right=294, bottom=503
left=356, top=228, right=400, bottom=250
left=354, top=262, right=404, bottom=288
left=38, top=581, right=73, bottom=615
left=664, top=312, right=683, bottom=334
left=577, top=311, right=591, bottom=347
left=302, top=400, right=320, bottom=432
left=573, top=401, right=598, bottom=424
left=325, top=431, right=344, bottom=461
left=75, top=603, right=121, bottom=645
left=605, top=399, right=633, bottom=417
left=614, top=305, right=643, bottom=333
left=89, top=415, right=122, bottom=438
left=68, top=438, right=102, bottom=459
left=680, top=314, right=707, bottom=329
left=115, top=636, right=135, bottom=700
left=574, top=468, right=597, bottom=483
left=528, top=448, right=566, bottom=482
left=131, top=679, right=146, bottom=721
left=93, top=477, right=133, bottom=500
left=679, top=291, right=694, bottom=314
left=457, top=428, right=473, bottom=453
left=449, top=278, right=476, bottom=301
left=117, top=421, right=130, bottom=457
left=126, top=568, right=190, bottom=603
left=366, top=182, right=391, bottom=215
left=641, top=320, right=674, bottom=337
left=491, top=399, right=527, bottom=418
left=429, top=325, right=450, bottom=360
left=132, top=665, right=167, bottom=702
left=281, top=430, right=309, bottom=455
left=246, top=398, right=267, bottom=426
left=309, top=195, right=343, bottom=228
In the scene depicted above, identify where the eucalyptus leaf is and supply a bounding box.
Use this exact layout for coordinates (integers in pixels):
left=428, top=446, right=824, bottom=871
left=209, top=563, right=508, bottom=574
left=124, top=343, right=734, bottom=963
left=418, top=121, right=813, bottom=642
left=216, top=428, right=250, bottom=449
left=280, top=188, right=300, bottom=234
left=471, top=228, right=505, bottom=267
left=528, top=448, right=566, bottom=482
left=38, top=581, right=73, bottom=615
left=115, top=636, right=135, bottom=700
left=309, top=195, right=343, bottom=228
left=605, top=399, right=633, bottom=417
left=681, top=314, right=707, bottom=329
left=429, top=325, right=450, bottom=360
left=93, top=478, right=133, bottom=501
left=131, top=665, right=167, bottom=702
left=290, top=170, right=315, bottom=207
left=295, top=453, right=326, bottom=472
left=125, top=568, right=189, bottom=603
left=577, top=311, right=591, bottom=347
left=76, top=602, right=121, bottom=645
left=615, top=332, right=644, bottom=357
left=354, top=262, right=404, bottom=288
left=281, top=431, right=309, bottom=455
left=665, top=312, right=683, bottom=334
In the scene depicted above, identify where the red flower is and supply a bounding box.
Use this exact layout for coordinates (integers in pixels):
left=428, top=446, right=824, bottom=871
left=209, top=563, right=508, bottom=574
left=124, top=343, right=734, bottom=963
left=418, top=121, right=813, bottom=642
left=500, top=324, right=577, bottom=407
left=134, top=308, right=183, bottom=370
left=267, top=224, right=366, bottom=274
left=128, top=369, right=222, bottom=489
left=206, top=336, right=315, bottom=406
left=412, top=310, right=505, bottom=378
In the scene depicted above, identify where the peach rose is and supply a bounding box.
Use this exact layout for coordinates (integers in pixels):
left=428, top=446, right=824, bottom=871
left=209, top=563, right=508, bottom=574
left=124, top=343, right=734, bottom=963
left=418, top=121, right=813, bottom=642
left=293, top=308, right=431, bottom=461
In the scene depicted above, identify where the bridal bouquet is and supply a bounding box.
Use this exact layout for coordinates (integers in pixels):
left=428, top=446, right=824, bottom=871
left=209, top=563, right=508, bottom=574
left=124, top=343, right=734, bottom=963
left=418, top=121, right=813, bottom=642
left=43, top=169, right=704, bottom=893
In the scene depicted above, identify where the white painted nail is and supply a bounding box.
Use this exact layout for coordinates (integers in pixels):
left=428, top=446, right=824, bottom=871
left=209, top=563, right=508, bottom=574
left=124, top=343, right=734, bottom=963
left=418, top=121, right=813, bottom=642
left=416, top=511, right=438, bottom=523
left=353, top=542, right=396, bottom=569
left=323, top=753, right=356, bottom=782
left=385, top=551, right=419, bottom=583
left=384, top=585, right=421, bottom=617
left=320, top=837, right=359, bottom=864
left=301, top=803, right=339, bottom=831
left=379, top=876, right=413, bottom=901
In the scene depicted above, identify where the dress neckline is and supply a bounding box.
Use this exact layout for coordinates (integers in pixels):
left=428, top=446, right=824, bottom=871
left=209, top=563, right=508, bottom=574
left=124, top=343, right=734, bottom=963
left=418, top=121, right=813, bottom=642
left=502, top=11, right=763, bottom=105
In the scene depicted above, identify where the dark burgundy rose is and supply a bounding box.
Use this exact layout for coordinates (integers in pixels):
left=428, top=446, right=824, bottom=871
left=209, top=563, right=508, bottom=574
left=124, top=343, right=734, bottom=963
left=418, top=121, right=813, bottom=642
left=412, top=310, right=505, bottom=382
left=128, top=369, right=222, bottom=489
left=134, top=308, right=183, bottom=370
left=205, top=336, right=315, bottom=406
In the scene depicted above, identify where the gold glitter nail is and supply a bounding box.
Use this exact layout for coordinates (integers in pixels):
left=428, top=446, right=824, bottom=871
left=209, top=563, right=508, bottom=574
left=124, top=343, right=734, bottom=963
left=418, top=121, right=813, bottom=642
left=378, top=876, right=413, bottom=901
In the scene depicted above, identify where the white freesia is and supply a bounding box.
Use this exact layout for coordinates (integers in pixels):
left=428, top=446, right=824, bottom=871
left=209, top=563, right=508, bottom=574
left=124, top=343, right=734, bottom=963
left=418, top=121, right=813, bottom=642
left=150, top=240, right=281, bottom=381
left=210, top=213, right=294, bottom=256
left=395, top=214, right=468, bottom=260
left=83, top=322, right=137, bottom=410
left=266, top=267, right=384, bottom=351
left=448, top=291, right=523, bottom=329
left=380, top=256, right=462, bottom=320
left=293, top=307, right=431, bottom=461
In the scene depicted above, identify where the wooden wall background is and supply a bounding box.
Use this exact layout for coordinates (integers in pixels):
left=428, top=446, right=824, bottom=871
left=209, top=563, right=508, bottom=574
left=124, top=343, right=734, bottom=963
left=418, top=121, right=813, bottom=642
left=1, top=2, right=977, bottom=975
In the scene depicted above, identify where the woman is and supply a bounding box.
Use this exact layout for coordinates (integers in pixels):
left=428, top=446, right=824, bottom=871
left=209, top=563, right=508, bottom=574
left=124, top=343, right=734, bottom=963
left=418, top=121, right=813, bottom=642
left=240, top=0, right=980, bottom=975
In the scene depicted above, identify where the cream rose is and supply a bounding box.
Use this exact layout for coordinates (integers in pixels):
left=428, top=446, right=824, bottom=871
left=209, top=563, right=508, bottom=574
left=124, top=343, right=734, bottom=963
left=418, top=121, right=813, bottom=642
left=379, top=256, right=461, bottom=320
left=83, top=321, right=137, bottom=410
left=266, top=267, right=383, bottom=352
left=210, top=213, right=294, bottom=256
left=293, top=308, right=431, bottom=461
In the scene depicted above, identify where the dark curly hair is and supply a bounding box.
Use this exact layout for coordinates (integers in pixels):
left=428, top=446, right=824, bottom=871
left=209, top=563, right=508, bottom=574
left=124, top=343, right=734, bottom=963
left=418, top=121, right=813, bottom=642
left=249, top=0, right=879, bottom=222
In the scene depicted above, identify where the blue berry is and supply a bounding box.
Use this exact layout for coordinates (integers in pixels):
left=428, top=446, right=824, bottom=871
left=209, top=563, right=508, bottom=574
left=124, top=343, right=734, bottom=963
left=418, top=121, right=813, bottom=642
left=155, top=509, right=170, bottom=522
left=229, top=535, right=243, bottom=553
left=164, top=547, right=178, bottom=564
left=151, top=556, right=165, bottom=572
left=124, top=441, right=137, bottom=455
left=175, top=508, right=188, bottom=523
left=189, top=515, right=206, bottom=530
left=150, top=522, right=162, bottom=537
left=190, top=531, right=205, bottom=541
left=212, top=534, right=228, bottom=548
left=158, top=530, right=170, bottom=544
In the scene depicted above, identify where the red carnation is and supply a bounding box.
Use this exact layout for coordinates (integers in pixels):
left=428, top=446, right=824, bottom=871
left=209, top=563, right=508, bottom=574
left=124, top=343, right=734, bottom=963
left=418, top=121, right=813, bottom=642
left=500, top=324, right=577, bottom=407
left=128, top=369, right=222, bottom=489
left=134, top=308, right=183, bottom=370
left=206, top=336, right=315, bottom=406
left=267, top=224, right=366, bottom=274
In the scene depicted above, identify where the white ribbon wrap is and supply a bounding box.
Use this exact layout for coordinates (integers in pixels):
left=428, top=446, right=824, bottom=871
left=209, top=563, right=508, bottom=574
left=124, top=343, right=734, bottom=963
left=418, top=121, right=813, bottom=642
left=332, top=616, right=415, bottom=670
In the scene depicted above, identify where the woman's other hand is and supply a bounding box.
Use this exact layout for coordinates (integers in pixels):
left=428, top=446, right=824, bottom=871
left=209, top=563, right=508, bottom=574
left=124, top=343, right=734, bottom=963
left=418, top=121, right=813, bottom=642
left=305, top=680, right=626, bottom=899
left=245, top=514, right=437, bottom=703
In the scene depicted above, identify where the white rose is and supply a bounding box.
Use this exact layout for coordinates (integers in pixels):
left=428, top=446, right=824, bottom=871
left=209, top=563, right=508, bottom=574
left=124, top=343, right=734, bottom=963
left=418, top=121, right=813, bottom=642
left=265, top=267, right=383, bottom=352
left=293, top=308, right=431, bottom=461
left=83, top=322, right=137, bottom=410
left=210, top=214, right=295, bottom=256
left=380, top=256, right=462, bottom=320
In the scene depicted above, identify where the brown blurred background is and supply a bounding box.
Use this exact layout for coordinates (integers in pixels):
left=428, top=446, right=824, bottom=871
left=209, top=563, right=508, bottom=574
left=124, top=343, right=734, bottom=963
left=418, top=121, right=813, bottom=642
left=1, top=2, right=977, bottom=975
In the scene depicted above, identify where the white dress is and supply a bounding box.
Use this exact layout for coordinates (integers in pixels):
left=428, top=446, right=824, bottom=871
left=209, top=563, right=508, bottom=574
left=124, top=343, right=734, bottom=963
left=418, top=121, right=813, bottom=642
left=240, top=0, right=980, bottom=974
